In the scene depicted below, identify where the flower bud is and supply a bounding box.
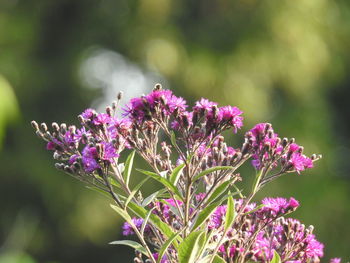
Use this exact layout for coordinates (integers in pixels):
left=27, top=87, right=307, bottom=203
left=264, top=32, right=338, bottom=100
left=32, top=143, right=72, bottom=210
left=31, top=120, right=39, bottom=131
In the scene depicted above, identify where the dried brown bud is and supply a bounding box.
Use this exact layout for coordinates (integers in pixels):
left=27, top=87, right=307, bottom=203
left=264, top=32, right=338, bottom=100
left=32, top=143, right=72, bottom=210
left=78, top=115, right=84, bottom=123
left=52, top=122, right=59, bottom=132
left=60, top=123, right=67, bottom=133
left=54, top=163, right=65, bottom=170
left=154, top=83, right=162, bottom=91
left=68, top=125, right=76, bottom=134
left=31, top=120, right=39, bottom=131
left=40, top=122, right=48, bottom=132
left=297, top=146, right=304, bottom=154
left=117, top=91, right=123, bottom=101
left=106, top=106, right=113, bottom=117
left=282, top=137, right=288, bottom=147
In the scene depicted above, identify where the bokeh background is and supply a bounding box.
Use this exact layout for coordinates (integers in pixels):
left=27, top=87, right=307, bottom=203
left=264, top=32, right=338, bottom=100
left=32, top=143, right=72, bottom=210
left=1, top=0, right=350, bottom=262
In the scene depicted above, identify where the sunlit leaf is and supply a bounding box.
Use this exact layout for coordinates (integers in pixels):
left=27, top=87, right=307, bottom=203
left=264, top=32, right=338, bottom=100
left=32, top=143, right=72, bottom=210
left=157, top=230, right=182, bottom=263
left=141, top=190, right=163, bottom=207
left=193, top=166, right=233, bottom=183
left=137, top=169, right=184, bottom=201
left=170, top=131, right=178, bottom=148
left=109, top=240, right=148, bottom=256
left=191, top=201, right=221, bottom=231
left=110, top=204, right=132, bottom=223
left=141, top=207, right=156, bottom=235
left=205, top=180, right=231, bottom=205
left=198, top=255, right=226, bottom=263
left=178, top=231, right=206, bottom=263
left=269, top=250, right=281, bottom=263
left=124, top=150, right=135, bottom=186
left=169, top=163, right=185, bottom=185
left=124, top=177, right=150, bottom=207
left=224, top=194, right=235, bottom=231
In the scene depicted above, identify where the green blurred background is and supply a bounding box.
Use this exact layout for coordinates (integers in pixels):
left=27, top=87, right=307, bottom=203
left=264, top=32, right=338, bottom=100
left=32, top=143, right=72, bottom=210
left=0, top=0, right=350, bottom=262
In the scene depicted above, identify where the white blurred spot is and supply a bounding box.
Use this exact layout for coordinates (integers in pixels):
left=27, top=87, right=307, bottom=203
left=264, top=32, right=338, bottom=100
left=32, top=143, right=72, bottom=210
left=79, top=47, right=167, bottom=113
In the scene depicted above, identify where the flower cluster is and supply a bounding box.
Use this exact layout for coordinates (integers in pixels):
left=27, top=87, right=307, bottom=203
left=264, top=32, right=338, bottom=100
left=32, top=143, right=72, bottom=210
left=246, top=123, right=317, bottom=173
left=125, top=196, right=324, bottom=263
left=32, top=85, right=341, bottom=263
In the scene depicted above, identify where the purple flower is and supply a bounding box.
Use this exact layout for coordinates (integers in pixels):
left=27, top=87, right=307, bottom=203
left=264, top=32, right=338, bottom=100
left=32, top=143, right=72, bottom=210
left=69, top=154, right=79, bottom=164
left=93, top=113, right=112, bottom=125
left=209, top=205, right=227, bottom=229
left=171, top=111, right=193, bottom=130
left=82, top=146, right=100, bottom=172
left=251, top=154, right=261, bottom=169
left=122, top=97, right=145, bottom=120
left=253, top=231, right=275, bottom=261
left=261, top=197, right=299, bottom=216
left=64, top=131, right=76, bottom=145
left=219, top=244, right=236, bottom=258
left=167, top=95, right=187, bottom=113
left=82, top=157, right=100, bottom=172
left=101, top=142, right=119, bottom=162
left=146, top=89, right=173, bottom=107
left=289, top=153, right=313, bottom=174
left=46, top=138, right=62, bottom=151
left=289, top=143, right=300, bottom=152
left=153, top=253, right=168, bottom=263
left=288, top=197, right=300, bottom=209
left=74, top=127, right=89, bottom=142
left=193, top=98, right=218, bottom=112
left=304, top=234, right=324, bottom=259
left=122, top=218, right=144, bottom=236
left=250, top=123, right=267, bottom=137
left=195, top=193, right=206, bottom=202
left=81, top=108, right=95, bottom=120
left=46, top=141, right=56, bottom=150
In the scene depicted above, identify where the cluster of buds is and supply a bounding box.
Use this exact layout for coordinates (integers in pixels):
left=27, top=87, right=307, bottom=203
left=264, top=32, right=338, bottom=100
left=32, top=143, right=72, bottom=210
left=245, top=123, right=322, bottom=174
left=31, top=85, right=336, bottom=263
left=124, top=196, right=323, bottom=263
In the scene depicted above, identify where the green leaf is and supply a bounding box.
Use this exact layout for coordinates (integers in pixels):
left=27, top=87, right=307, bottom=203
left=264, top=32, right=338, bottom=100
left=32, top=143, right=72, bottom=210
left=205, top=180, right=231, bottom=205
left=224, top=194, right=236, bottom=231
left=232, top=184, right=244, bottom=199
left=124, top=177, right=150, bottom=207
left=242, top=204, right=265, bottom=216
left=109, top=240, right=148, bottom=256
left=251, top=169, right=264, bottom=194
left=162, top=199, right=182, bottom=219
left=191, top=201, right=221, bottom=231
left=199, top=255, right=226, bottom=263
left=141, top=189, right=166, bottom=207
left=137, top=169, right=184, bottom=201
left=178, top=231, right=207, bottom=263
left=170, top=131, right=177, bottom=148
left=269, top=250, right=281, bottom=263
left=157, top=231, right=182, bottom=263
left=109, top=176, right=122, bottom=189
left=124, top=150, right=136, bottom=186
left=110, top=204, right=132, bottom=223
left=193, top=166, right=233, bottom=183
left=186, top=152, right=195, bottom=164
left=141, top=207, right=156, bottom=235
left=169, top=163, right=185, bottom=185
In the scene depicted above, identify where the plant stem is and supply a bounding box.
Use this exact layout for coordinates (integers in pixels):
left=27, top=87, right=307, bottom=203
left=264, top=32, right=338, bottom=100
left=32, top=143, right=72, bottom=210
left=103, top=173, right=157, bottom=263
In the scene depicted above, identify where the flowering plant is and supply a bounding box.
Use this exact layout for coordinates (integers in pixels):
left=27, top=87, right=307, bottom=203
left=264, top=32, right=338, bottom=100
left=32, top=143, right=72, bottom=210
left=32, top=84, right=343, bottom=263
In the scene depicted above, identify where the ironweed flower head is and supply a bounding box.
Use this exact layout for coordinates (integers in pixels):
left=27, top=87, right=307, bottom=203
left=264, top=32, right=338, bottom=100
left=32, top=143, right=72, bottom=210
left=31, top=84, right=338, bottom=263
